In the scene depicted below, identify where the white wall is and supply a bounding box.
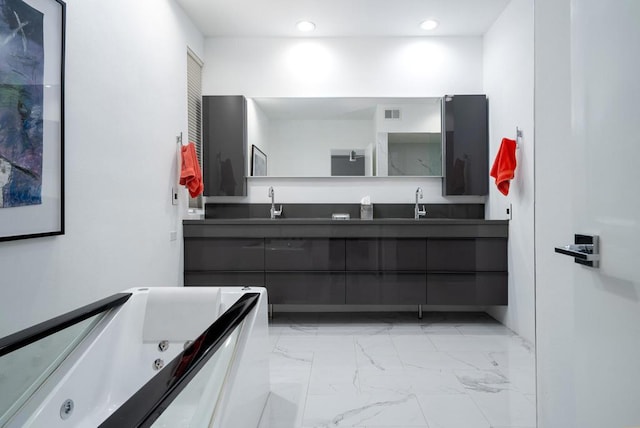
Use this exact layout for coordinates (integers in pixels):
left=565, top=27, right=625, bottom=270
left=202, top=36, right=484, bottom=204
left=203, top=37, right=483, bottom=98
left=0, top=0, right=203, bottom=337
left=483, top=0, right=535, bottom=343
left=227, top=177, right=484, bottom=205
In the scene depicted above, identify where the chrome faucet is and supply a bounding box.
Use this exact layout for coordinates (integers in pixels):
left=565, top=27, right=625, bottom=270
left=268, top=186, right=283, bottom=219
left=414, top=187, right=427, bottom=219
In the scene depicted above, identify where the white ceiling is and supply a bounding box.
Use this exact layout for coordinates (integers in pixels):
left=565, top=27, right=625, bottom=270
left=175, top=0, right=512, bottom=38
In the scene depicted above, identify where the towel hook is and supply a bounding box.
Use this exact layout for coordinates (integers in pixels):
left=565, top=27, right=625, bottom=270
left=177, top=132, right=184, bottom=146
left=515, top=127, right=523, bottom=149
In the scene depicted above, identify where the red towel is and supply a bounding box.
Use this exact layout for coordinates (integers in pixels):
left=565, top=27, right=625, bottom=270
left=490, top=138, right=517, bottom=196
left=179, top=142, right=203, bottom=197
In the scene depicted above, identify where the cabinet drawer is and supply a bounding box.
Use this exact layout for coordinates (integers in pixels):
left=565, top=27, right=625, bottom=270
left=427, top=273, right=507, bottom=305
left=265, top=239, right=345, bottom=271
left=184, top=238, right=264, bottom=271
left=345, top=272, right=426, bottom=304
left=265, top=272, right=345, bottom=304
left=184, top=271, right=265, bottom=287
left=427, top=238, right=507, bottom=272
left=346, top=239, right=426, bottom=271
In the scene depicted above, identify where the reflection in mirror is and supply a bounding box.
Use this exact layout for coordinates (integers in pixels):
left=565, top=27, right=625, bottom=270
left=247, top=97, right=442, bottom=177
left=330, top=149, right=367, bottom=176
left=387, top=133, right=442, bottom=176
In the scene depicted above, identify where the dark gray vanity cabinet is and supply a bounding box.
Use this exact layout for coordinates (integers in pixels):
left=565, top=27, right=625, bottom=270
left=426, top=238, right=507, bottom=272
left=265, top=239, right=346, bottom=304
left=346, top=239, right=426, bottom=271
left=426, top=238, right=508, bottom=305
left=427, top=273, right=507, bottom=305
left=442, top=94, right=489, bottom=196
left=265, top=272, right=346, bottom=304
left=202, top=95, right=247, bottom=197
left=183, top=238, right=264, bottom=286
left=183, top=219, right=509, bottom=307
left=345, top=239, right=427, bottom=304
left=346, top=273, right=427, bottom=304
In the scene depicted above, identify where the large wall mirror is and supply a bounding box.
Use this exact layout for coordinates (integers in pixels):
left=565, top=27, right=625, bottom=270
left=247, top=97, right=443, bottom=178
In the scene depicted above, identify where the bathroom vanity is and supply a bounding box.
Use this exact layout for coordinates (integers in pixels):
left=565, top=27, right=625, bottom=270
left=194, top=93, right=499, bottom=308
left=183, top=218, right=508, bottom=307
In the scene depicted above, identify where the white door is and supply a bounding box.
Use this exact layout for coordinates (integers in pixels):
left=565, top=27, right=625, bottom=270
left=536, top=0, right=640, bottom=426
left=570, top=1, right=640, bottom=426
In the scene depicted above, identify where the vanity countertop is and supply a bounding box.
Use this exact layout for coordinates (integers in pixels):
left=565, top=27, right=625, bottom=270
left=183, top=218, right=508, bottom=239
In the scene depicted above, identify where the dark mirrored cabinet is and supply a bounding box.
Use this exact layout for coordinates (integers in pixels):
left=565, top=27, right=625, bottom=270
left=202, top=95, right=247, bottom=196
left=442, top=94, right=489, bottom=196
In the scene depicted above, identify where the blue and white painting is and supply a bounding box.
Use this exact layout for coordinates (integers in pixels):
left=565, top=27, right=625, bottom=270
left=0, top=0, right=44, bottom=208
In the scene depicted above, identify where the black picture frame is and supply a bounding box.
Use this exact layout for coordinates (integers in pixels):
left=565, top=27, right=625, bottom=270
left=0, top=0, right=65, bottom=242
left=251, top=145, right=267, bottom=176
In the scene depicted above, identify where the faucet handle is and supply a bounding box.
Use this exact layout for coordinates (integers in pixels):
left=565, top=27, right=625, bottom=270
left=270, top=204, right=283, bottom=218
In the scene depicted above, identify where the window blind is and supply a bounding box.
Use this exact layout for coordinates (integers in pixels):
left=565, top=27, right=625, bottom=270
left=187, top=50, right=203, bottom=208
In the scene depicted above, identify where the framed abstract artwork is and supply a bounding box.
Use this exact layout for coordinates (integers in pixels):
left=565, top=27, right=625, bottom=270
left=0, top=0, right=65, bottom=241
left=251, top=145, right=267, bottom=176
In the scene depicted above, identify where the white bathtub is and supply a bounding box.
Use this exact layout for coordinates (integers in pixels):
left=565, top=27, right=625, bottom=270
left=3, top=286, right=270, bottom=428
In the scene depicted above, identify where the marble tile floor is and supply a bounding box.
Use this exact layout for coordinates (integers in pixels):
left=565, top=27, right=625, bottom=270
left=257, top=312, right=535, bottom=428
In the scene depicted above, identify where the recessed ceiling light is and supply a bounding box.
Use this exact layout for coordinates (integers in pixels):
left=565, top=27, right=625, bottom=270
left=420, top=19, right=439, bottom=31
left=297, top=21, right=316, bottom=32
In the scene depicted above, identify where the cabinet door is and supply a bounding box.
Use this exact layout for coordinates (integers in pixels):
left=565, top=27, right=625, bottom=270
left=427, top=273, right=507, bottom=305
left=265, top=272, right=345, bottom=304
left=265, top=239, right=345, bottom=271
left=442, top=94, right=488, bottom=196
left=346, top=272, right=427, bottom=304
left=346, top=239, right=426, bottom=271
left=184, top=271, right=265, bottom=287
left=427, top=238, right=507, bottom=272
left=202, top=95, right=247, bottom=196
left=184, top=238, right=264, bottom=271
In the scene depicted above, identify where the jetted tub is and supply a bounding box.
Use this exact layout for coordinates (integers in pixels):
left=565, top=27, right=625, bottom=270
left=1, top=286, right=269, bottom=427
